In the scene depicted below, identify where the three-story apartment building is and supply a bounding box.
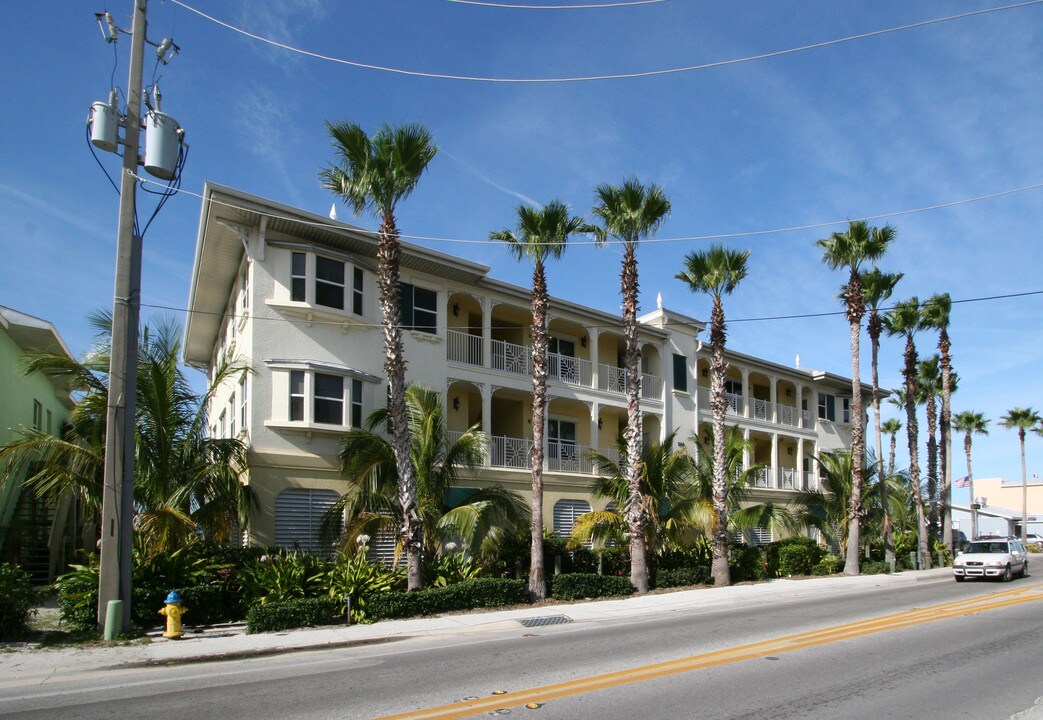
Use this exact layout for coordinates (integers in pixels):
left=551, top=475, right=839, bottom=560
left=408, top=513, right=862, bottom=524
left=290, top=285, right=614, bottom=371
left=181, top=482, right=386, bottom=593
left=184, top=184, right=864, bottom=553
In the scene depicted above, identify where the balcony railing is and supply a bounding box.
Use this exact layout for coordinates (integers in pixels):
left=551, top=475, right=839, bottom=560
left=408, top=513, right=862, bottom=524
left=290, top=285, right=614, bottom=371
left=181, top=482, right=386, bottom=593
left=491, top=338, right=530, bottom=376
left=549, top=351, right=593, bottom=388
left=748, top=466, right=813, bottom=491
left=447, top=329, right=482, bottom=366
left=547, top=439, right=593, bottom=474
left=751, top=397, right=770, bottom=421
left=490, top=434, right=532, bottom=469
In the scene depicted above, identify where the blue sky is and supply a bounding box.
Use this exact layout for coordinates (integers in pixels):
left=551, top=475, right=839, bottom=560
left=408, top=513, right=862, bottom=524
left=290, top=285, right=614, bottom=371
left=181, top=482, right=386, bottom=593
left=1, top=0, right=1041, bottom=496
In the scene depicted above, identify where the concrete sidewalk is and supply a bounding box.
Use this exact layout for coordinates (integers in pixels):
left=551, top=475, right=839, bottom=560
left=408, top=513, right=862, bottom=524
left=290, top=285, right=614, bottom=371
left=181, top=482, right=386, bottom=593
left=0, top=567, right=954, bottom=681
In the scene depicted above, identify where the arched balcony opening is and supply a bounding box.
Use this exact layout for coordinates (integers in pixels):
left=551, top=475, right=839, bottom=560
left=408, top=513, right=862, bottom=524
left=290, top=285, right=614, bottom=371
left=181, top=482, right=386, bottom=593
left=490, top=304, right=531, bottom=376
left=748, top=371, right=773, bottom=422
left=547, top=317, right=593, bottom=388
left=446, top=380, right=482, bottom=437
left=489, top=387, right=532, bottom=470
left=546, top=397, right=593, bottom=474
left=446, top=292, right=483, bottom=367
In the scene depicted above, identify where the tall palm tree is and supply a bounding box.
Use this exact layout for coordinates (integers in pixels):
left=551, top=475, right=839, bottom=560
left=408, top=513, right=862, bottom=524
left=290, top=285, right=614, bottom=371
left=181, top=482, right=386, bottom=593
left=817, top=220, right=895, bottom=575
left=860, top=268, right=902, bottom=567
left=0, top=315, right=253, bottom=557
left=916, top=356, right=941, bottom=540
left=330, top=385, right=528, bottom=560
left=952, top=411, right=989, bottom=540
left=320, top=121, right=437, bottom=590
left=490, top=201, right=596, bottom=600
left=675, top=244, right=751, bottom=587
left=576, top=431, right=695, bottom=556
left=881, top=418, right=903, bottom=478
left=922, top=293, right=955, bottom=549
left=591, top=177, right=671, bottom=594
left=998, top=407, right=1042, bottom=545
left=884, top=297, right=930, bottom=568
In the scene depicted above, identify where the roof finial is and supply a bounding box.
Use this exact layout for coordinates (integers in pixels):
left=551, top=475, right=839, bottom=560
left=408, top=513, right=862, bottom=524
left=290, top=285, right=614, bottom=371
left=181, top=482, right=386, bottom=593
left=656, top=292, right=662, bottom=310
left=795, top=354, right=801, bottom=368
left=329, top=204, right=338, bottom=221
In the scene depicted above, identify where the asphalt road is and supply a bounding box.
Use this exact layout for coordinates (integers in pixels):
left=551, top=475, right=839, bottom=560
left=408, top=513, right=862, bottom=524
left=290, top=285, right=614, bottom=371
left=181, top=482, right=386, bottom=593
left=3, top=577, right=1041, bottom=719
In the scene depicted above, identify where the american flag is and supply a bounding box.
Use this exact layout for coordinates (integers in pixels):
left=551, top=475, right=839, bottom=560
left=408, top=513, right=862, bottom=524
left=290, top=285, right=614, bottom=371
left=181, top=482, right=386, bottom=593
left=955, top=476, right=969, bottom=488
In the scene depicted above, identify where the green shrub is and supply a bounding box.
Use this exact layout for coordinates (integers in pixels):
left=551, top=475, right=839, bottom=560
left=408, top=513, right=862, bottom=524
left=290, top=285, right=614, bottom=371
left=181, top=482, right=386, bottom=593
left=53, top=559, right=100, bottom=633
left=778, top=539, right=826, bottom=576
left=326, top=552, right=404, bottom=623
left=654, top=567, right=710, bottom=588
left=0, top=563, right=39, bottom=640
left=812, top=554, right=843, bottom=575
left=365, top=578, right=528, bottom=621
left=861, top=561, right=891, bottom=576
left=424, top=552, right=482, bottom=588
left=239, top=551, right=329, bottom=606
left=548, top=573, right=633, bottom=601
left=245, top=597, right=344, bottom=633
left=729, top=545, right=766, bottom=582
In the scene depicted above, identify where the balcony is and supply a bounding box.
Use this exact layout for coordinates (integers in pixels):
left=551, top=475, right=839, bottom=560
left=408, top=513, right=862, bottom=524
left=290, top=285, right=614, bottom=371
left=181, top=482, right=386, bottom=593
left=697, top=388, right=814, bottom=430
left=448, top=330, right=663, bottom=401
left=450, top=431, right=613, bottom=475
left=748, top=466, right=817, bottom=491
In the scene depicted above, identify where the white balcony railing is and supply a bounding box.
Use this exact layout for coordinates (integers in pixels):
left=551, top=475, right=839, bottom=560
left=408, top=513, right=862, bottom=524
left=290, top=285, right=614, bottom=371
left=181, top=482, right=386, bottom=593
left=490, top=434, right=532, bottom=469
left=776, top=403, right=800, bottom=427
left=803, top=471, right=817, bottom=490
left=642, top=373, right=663, bottom=400
left=447, top=329, right=482, bottom=366
left=751, top=397, right=770, bottom=421
left=549, top=352, right=592, bottom=388
left=547, top=439, right=593, bottom=474
left=598, top=363, right=626, bottom=394
left=778, top=467, right=800, bottom=490
left=491, top=338, right=530, bottom=376
left=751, top=467, right=773, bottom=488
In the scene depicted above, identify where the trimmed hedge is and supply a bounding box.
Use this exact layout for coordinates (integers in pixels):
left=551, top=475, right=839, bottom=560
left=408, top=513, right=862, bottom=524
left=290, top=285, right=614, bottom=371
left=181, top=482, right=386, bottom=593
left=548, top=573, right=633, bottom=601
left=860, top=561, right=891, bottom=576
left=366, top=578, right=528, bottom=621
left=246, top=597, right=344, bottom=633
left=654, top=566, right=710, bottom=589
left=0, top=563, right=38, bottom=640
left=777, top=539, right=827, bottom=576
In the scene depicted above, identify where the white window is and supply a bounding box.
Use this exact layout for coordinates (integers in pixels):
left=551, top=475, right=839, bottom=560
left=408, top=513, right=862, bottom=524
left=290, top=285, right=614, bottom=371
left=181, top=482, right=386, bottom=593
left=218, top=409, right=227, bottom=439
left=289, top=251, right=364, bottom=315
left=228, top=393, right=237, bottom=437
left=32, top=400, right=43, bottom=430
left=817, top=393, right=836, bottom=422
left=239, top=376, right=248, bottom=431
left=553, top=499, right=591, bottom=537
left=400, top=282, right=437, bottom=333
left=239, top=262, right=250, bottom=313
left=841, top=397, right=851, bottom=424
left=274, top=488, right=340, bottom=558
left=286, top=369, right=364, bottom=428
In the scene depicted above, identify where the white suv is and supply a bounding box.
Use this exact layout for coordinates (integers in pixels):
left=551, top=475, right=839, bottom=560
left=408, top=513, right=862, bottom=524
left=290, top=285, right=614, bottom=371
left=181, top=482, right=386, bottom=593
left=953, top=539, right=1029, bottom=582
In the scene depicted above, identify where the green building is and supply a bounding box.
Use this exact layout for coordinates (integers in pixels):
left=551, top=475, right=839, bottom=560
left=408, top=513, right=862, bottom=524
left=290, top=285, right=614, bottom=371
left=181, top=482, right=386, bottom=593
left=0, top=306, right=76, bottom=582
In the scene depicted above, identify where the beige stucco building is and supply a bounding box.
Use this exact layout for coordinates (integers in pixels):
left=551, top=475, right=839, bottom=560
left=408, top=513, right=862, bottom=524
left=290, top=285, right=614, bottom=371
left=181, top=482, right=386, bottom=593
left=184, top=184, right=866, bottom=553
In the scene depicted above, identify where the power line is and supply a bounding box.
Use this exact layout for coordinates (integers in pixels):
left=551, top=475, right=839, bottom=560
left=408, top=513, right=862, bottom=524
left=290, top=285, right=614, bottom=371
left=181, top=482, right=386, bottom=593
left=134, top=173, right=1043, bottom=247
left=168, top=0, right=1043, bottom=83
left=141, top=290, right=1043, bottom=330
left=444, top=0, right=668, bottom=7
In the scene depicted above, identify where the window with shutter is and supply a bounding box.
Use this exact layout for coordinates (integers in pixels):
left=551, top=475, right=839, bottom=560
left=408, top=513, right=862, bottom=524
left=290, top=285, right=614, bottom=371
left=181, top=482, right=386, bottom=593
left=274, top=488, right=340, bottom=558
left=553, top=499, right=592, bottom=537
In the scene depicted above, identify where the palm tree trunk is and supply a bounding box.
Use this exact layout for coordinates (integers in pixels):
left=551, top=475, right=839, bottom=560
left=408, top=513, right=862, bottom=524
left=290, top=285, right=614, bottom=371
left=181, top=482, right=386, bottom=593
left=869, top=320, right=893, bottom=568
left=1019, top=429, right=1028, bottom=544
left=709, top=297, right=730, bottom=587
left=925, top=393, right=938, bottom=542
left=377, top=212, right=422, bottom=590
left=888, top=432, right=897, bottom=478
left=529, top=259, right=549, bottom=601
left=844, top=312, right=863, bottom=576
left=938, top=330, right=953, bottom=550
left=904, top=337, right=930, bottom=569
left=965, top=433, right=976, bottom=540
left=620, top=243, right=648, bottom=593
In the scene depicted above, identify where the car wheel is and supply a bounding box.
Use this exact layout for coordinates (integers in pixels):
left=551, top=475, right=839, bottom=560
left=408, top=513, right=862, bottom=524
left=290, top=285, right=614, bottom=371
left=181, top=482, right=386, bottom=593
left=1002, top=565, right=1013, bottom=582
left=1019, top=561, right=1028, bottom=578
left=954, top=575, right=965, bottom=582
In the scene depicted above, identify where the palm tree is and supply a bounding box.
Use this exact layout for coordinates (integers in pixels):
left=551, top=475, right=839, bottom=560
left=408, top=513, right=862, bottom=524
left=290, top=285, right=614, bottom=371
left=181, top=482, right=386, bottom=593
left=591, top=177, right=671, bottom=593
left=998, top=407, right=1042, bottom=545
left=952, top=411, right=989, bottom=540
left=882, top=418, right=903, bottom=478
left=675, top=244, right=751, bottom=587
left=320, top=121, right=437, bottom=590
left=0, top=315, right=253, bottom=557
left=922, top=293, right=955, bottom=549
left=861, top=268, right=902, bottom=567
left=490, top=201, right=596, bottom=600
left=330, top=385, right=528, bottom=561
left=575, top=431, right=694, bottom=556
left=916, top=356, right=941, bottom=540
left=817, top=220, right=895, bottom=575
left=884, top=297, right=930, bottom=568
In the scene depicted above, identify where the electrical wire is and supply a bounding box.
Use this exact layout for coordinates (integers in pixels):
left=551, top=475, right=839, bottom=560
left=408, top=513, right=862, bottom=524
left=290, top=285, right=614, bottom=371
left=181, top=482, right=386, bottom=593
left=139, top=289, right=1043, bottom=331
left=85, top=124, right=123, bottom=197
left=168, top=0, right=1043, bottom=83
left=132, top=174, right=1043, bottom=247
left=444, top=0, right=668, bottom=8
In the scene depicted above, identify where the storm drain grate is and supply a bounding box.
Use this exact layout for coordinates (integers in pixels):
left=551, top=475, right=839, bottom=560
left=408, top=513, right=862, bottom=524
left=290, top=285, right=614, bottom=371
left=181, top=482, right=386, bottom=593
left=518, top=614, right=573, bottom=628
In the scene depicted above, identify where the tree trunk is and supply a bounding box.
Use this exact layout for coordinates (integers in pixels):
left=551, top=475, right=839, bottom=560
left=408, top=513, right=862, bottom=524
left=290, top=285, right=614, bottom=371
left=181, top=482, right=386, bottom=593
left=904, top=337, right=930, bottom=569
left=377, top=213, right=423, bottom=590
left=709, top=296, right=730, bottom=587
left=925, top=393, right=938, bottom=542
left=965, top=434, right=977, bottom=541
left=843, top=273, right=864, bottom=577
left=620, top=243, right=648, bottom=593
left=869, top=317, right=893, bottom=568
left=529, top=259, right=548, bottom=601
left=1020, top=430, right=1028, bottom=544
left=888, top=432, right=897, bottom=478
left=938, top=329, right=953, bottom=550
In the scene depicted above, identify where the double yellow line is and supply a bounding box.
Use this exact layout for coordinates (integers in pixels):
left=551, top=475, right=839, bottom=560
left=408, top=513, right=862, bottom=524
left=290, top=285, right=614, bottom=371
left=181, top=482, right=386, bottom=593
left=378, top=582, right=1043, bottom=720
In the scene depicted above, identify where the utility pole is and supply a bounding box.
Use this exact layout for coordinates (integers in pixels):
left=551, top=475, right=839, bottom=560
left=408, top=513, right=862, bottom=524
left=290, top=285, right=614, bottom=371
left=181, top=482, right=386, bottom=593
left=97, top=0, right=148, bottom=635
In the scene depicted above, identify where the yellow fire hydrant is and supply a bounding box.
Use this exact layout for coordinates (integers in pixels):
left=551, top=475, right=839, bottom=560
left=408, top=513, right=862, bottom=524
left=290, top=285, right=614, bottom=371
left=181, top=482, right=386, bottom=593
left=158, top=590, right=188, bottom=639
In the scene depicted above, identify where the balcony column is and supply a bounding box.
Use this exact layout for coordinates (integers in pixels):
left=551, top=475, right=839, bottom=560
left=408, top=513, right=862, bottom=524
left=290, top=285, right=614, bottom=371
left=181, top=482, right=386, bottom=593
left=769, top=375, right=778, bottom=423
left=590, top=402, right=600, bottom=456
left=770, top=432, right=779, bottom=488
left=482, top=301, right=494, bottom=369
left=741, top=368, right=750, bottom=418
left=481, top=384, right=493, bottom=447
left=588, top=327, right=600, bottom=390
left=797, top=439, right=806, bottom=489
left=743, top=428, right=752, bottom=471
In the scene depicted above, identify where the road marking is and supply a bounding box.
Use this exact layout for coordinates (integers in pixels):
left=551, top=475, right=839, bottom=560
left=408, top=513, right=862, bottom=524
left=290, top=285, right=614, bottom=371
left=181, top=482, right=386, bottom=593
left=376, top=582, right=1043, bottom=720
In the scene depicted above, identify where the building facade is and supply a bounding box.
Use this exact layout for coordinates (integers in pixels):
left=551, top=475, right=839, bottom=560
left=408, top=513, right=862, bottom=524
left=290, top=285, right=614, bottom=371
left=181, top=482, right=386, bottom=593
left=0, top=306, right=76, bottom=581
left=184, top=184, right=863, bottom=553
